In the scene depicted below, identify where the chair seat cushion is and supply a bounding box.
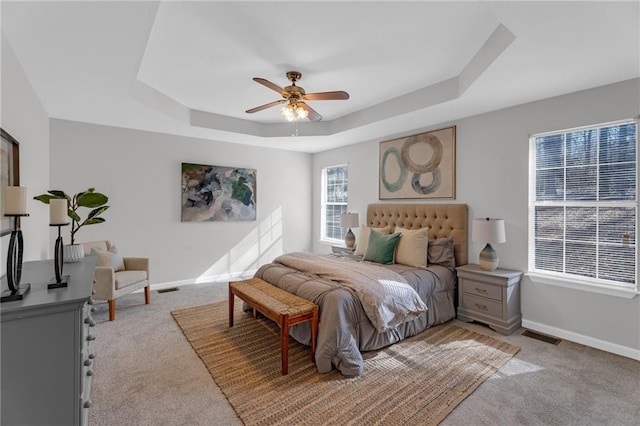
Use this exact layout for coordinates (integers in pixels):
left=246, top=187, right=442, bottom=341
left=114, top=270, right=148, bottom=289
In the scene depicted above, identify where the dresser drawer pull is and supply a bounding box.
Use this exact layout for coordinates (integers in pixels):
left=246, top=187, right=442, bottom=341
left=84, top=400, right=92, bottom=409
left=474, top=303, right=489, bottom=311
left=87, top=335, right=96, bottom=341
left=88, top=297, right=95, bottom=305
left=91, top=307, right=97, bottom=314
left=89, top=353, right=95, bottom=360
left=86, top=370, right=93, bottom=377
left=474, top=287, right=488, bottom=294
left=84, top=359, right=93, bottom=367
left=84, top=317, right=96, bottom=327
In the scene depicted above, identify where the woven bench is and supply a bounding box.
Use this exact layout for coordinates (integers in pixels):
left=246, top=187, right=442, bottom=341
left=228, top=278, right=318, bottom=375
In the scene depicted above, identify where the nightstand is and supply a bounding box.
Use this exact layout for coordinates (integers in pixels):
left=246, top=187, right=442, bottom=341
left=331, top=245, right=356, bottom=254
left=456, top=264, right=523, bottom=335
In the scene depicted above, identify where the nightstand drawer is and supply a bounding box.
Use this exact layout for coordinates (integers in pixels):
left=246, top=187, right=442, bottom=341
left=461, top=279, right=502, bottom=302
left=462, top=294, right=503, bottom=318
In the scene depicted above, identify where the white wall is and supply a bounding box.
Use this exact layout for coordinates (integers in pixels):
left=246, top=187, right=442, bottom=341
left=313, top=78, right=640, bottom=359
left=1, top=34, right=50, bottom=273
left=50, top=120, right=312, bottom=285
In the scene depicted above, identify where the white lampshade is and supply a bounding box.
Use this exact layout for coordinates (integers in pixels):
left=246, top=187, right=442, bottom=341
left=472, top=218, right=506, bottom=244
left=340, top=213, right=359, bottom=228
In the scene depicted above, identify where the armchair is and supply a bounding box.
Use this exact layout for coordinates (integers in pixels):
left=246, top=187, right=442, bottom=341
left=81, top=240, right=150, bottom=321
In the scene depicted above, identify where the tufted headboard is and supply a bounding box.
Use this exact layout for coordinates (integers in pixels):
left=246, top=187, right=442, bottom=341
left=366, top=203, right=468, bottom=266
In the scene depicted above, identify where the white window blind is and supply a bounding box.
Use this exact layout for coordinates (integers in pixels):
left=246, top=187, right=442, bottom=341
left=321, top=165, right=348, bottom=242
left=529, top=119, right=637, bottom=288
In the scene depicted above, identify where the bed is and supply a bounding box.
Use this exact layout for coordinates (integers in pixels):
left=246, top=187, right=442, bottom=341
left=253, top=203, right=468, bottom=376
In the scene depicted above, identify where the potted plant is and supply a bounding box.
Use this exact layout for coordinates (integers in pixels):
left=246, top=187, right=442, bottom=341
left=34, top=188, right=109, bottom=262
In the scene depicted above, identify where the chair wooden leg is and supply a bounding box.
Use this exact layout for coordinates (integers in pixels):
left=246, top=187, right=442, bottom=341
left=144, top=286, right=151, bottom=304
left=108, top=299, right=115, bottom=321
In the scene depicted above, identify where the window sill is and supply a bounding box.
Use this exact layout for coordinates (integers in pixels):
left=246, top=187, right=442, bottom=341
left=526, top=272, right=639, bottom=299
left=319, top=238, right=344, bottom=246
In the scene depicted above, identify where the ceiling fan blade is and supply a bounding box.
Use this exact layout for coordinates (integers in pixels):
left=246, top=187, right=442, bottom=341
left=304, top=91, right=350, bottom=101
left=298, top=102, right=322, bottom=122
left=245, top=99, right=286, bottom=114
left=253, top=78, right=285, bottom=95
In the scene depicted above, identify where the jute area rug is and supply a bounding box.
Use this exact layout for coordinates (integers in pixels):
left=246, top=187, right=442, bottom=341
left=171, top=301, right=520, bottom=426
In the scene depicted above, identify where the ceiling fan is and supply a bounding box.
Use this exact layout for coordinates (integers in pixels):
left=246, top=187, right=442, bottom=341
left=245, top=71, right=349, bottom=122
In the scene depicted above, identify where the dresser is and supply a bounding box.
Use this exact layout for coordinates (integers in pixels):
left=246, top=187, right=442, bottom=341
left=1, top=257, right=97, bottom=426
left=456, top=264, right=523, bottom=335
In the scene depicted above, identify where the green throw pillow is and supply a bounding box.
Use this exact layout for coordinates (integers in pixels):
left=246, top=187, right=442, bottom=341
left=363, top=229, right=401, bottom=264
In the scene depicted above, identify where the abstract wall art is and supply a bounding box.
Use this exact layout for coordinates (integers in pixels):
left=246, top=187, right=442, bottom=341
left=181, top=163, right=256, bottom=222
left=379, top=126, right=456, bottom=199
left=1, top=129, right=20, bottom=236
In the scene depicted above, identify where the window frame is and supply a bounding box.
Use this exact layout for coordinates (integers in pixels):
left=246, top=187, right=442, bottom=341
left=320, top=164, right=349, bottom=245
left=527, top=118, right=639, bottom=297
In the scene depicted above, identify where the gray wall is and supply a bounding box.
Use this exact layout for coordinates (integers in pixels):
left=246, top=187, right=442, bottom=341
left=1, top=34, right=51, bottom=271
left=49, top=120, right=312, bottom=285
left=312, top=79, right=640, bottom=359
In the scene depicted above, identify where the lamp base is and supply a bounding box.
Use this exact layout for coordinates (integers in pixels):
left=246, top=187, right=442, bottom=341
left=1, top=283, right=31, bottom=303
left=344, top=228, right=356, bottom=248
left=479, top=243, right=499, bottom=271
left=48, top=275, right=70, bottom=289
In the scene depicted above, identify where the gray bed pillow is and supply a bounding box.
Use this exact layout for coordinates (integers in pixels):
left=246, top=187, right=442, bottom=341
left=427, top=237, right=455, bottom=270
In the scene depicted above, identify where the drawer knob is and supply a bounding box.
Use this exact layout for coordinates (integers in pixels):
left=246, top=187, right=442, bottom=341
left=84, top=359, right=93, bottom=367
left=84, top=400, right=92, bottom=409
left=91, top=307, right=97, bottom=314
left=86, top=370, right=93, bottom=376
left=88, top=297, right=95, bottom=305
left=474, top=303, right=488, bottom=311
left=475, top=287, right=488, bottom=294
left=87, top=335, right=96, bottom=341
left=89, top=353, right=95, bottom=360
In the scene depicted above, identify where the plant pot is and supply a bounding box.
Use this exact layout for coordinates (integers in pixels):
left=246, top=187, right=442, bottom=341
left=64, top=244, right=85, bottom=263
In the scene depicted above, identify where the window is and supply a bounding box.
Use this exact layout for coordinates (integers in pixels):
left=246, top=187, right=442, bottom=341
left=529, top=119, right=637, bottom=290
left=321, top=165, right=348, bottom=242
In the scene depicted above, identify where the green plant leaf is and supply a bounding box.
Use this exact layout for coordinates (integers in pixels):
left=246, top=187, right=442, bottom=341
left=68, top=210, right=81, bottom=222
left=84, top=218, right=105, bottom=226
left=87, top=206, right=109, bottom=219
left=33, top=194, right=56, bottom=204
left=48, top=190, right=67, bottom=199
left=76, top=192, right=108, bottom=208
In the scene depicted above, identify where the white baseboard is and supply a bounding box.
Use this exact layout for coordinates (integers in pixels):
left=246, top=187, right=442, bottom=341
left=148, top=269, right=258, bottom=292
left=522, top=319, right=640, bottom=361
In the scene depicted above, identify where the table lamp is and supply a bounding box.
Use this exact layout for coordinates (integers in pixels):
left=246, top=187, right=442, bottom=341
left=472, top=218, right=506, bottom=271
left=340, top=213, right=359, bottom=248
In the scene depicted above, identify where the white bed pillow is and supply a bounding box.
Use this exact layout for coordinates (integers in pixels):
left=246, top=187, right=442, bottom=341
left=394, top=227, right=429, bottom=268
left=353, top=225, right=392, bottom=256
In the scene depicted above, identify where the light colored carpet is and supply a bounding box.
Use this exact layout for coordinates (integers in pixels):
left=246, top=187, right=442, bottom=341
left=88, top=282, right=640, bottom=425
left=171, top=302, right=520, bottom=426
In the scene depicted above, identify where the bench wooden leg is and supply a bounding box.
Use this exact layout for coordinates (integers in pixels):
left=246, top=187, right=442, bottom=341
left=310, top=306, right=318, bottom=363
left=228, top=287, right=234, bottom=327
left=281, top=314, right=289, bottom=375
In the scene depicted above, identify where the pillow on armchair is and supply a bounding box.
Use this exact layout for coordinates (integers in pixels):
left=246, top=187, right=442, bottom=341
left=90, top=247, right=125, bottom=272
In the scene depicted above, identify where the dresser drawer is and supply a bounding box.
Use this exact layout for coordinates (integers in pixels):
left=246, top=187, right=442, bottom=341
left=462, top=294, right=503, bottom=318
left=461, top=279, right=502, bottom=302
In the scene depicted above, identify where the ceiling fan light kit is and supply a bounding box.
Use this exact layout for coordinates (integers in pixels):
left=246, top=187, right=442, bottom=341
left=246, top=71, right=349, bottom=122
left=281, top=102, right=308, bottom=121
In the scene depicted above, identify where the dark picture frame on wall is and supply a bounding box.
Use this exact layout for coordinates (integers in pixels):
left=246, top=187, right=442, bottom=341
left=181, top=162, right=257, bottom=222
left=1, top=128, right=20, bottom=236
left=379, top=126, right=456, bottom=199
